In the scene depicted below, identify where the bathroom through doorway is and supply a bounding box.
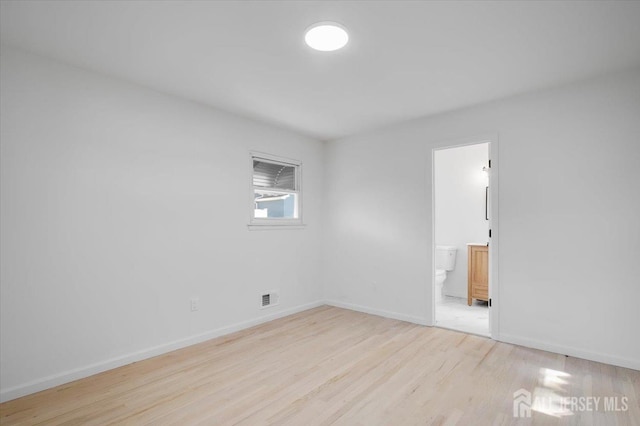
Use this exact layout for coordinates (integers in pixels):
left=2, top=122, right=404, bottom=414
left=432, top=140, right=495, bottom=337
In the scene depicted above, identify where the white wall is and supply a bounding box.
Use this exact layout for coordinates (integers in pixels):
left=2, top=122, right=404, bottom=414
left=0, top=47, right=324, bottom=401
left=2, top=45, right=639, bottom=404
left=434, top=143, right=489, bottom=298
left=323, top=68, right=640, bottom=369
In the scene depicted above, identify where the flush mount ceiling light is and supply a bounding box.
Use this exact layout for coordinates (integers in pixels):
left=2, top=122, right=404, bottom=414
left=304, top=22, right=349, bottom=51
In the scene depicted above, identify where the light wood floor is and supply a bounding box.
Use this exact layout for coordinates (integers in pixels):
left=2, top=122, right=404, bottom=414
left=1, top=306, right=638, bottom=425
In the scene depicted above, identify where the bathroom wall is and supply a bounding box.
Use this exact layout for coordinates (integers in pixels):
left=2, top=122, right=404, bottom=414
left=434, top=143, right=489, bottom=298
left=323, top=67, right=640, bottom=370
left=0, top=47, right=325, bottom=401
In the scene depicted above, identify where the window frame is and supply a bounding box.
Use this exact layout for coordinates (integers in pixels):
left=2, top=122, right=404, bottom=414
left=248, top=151, right=303, bottom=229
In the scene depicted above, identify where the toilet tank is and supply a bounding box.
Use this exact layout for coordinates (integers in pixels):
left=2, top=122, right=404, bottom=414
left=435, top=246, right=457, bottom=271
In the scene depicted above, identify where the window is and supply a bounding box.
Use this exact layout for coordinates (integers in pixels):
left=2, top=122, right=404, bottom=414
left=250, top=153, right=302, bottom=226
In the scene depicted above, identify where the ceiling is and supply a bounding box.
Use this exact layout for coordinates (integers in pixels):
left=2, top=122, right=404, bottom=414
left=2, top=1, right=640, bottom=141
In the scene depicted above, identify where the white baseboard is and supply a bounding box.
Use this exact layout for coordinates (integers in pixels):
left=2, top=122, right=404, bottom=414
left=325, top=299, right=429, bottom=326
left=443, top=291, right=466, bottom=299
left=499, top=333, right=640, bottom=371
left=5, top=301, right=636, bottom=403
left=326, top=300, right=638, bottom=371
left=0, top=300, right=325, bottom=403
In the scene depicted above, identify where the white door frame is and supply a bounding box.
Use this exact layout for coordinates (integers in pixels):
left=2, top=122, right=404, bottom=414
left=430, top=134, right=500, bottom=339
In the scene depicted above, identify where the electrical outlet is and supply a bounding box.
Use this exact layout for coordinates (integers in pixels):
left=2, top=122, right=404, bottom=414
left=190, top=297, right=199, bottom=312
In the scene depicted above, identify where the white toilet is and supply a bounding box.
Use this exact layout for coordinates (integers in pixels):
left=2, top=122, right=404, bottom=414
left=435, top=245, right=457, bottom=303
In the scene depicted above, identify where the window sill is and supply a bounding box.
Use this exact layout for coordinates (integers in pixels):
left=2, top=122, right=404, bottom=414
left=248, top=224, right=306, bottom=231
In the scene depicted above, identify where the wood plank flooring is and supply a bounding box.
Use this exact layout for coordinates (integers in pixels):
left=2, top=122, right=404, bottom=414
left=1, top=306, right=638, bottom=425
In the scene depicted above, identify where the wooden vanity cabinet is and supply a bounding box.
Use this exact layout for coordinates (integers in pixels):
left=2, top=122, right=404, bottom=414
left=467, top=244, right=488, bottom=305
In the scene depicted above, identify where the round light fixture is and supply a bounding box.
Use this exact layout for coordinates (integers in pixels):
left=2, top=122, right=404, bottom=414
left=304, top=22, right=349, bottom=51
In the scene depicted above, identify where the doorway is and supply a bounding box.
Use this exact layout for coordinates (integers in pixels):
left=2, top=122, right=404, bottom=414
left=432, top=140, right=495, bottom=337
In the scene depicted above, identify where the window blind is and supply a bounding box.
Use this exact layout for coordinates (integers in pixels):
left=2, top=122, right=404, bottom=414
left=253, top=160, right=296, bottom=190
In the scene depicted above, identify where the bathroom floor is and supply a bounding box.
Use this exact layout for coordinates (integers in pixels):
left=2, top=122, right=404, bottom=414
left=436, top=296, right=489, bottom=337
